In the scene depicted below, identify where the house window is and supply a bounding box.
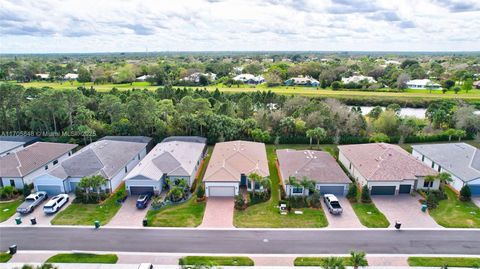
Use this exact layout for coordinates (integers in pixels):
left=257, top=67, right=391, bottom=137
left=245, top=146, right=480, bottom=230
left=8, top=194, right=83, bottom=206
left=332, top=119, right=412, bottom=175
left=424, top=180, right=434, bottom=188
left=292, top=187, right=303, bottom=194
left=431, top=162, right=435, bottom=168
left=44, top=165, right=48, bottom=170
left=124, top=167, right=128, bottom=173
left=53, top=160, right=58, bottom=165
left=137, top=154, right=140, bottom=160
left=68, top=152, right=71, bottom=156
left=349, top=163, right=352, bottom=169
left=10, top=180, right=15, bottom=187
left=437, top=166, right=441, bottom=172
left=421, top=155, right=425, bottom=162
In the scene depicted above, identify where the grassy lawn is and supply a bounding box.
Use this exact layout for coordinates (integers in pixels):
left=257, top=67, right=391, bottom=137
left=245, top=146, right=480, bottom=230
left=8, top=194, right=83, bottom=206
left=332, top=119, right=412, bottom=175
left=0, top=199, right=22, bottom=223
left=294, top=257, right=360, bottom=266
left=0, top=253, right=12, bottom=263
left=179, top=256, right=254, bottom=266
left=351, top=202, right=390, bottom=228
left=234, top=144, right=330, bottom=228
left=14, top=81, right=480, bottom=102
left=429, top=187, right=480, bottom=228
left=408, top=257, right=480, bottom=267
left=145, top=147, right=212, bottom=227
left=46, top=253, right=118, bottom=264
left=51, top=188, right=124, bottom=226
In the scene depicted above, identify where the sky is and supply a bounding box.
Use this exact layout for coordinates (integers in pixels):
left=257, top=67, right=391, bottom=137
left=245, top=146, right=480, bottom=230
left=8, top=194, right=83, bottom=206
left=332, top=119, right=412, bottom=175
left=0, top=0, right=479, bottom=53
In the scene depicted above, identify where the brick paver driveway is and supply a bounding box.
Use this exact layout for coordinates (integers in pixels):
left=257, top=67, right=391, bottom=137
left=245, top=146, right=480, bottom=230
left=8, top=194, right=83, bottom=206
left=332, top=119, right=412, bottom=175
left=107, top=196, right=148, bottom=227
left=199, top=197, right=234, bottom=228
left=324, top=197, right=363, bottom=228
left=372, top=194, right=440, bottom=228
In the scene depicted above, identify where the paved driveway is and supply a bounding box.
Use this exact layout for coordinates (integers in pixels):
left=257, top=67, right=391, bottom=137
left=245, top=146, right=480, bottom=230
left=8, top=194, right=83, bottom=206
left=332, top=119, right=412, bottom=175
left=372, top=194, right=440, bottom=228
left=1, top=194, right=73, bottom=227
left=199, top=197, right=234, bottom=228
left=324, top=197, right=363, bottom=228
left=107, top=196, right=148, bottom=227
left=473, top=197, right=480, bottom=208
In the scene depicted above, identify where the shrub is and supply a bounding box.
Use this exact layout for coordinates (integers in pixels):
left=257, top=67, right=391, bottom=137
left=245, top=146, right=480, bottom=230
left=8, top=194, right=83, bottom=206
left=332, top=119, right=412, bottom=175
left=288, top=196, right=307, bottom=208
left=0, top=186, right=15, bottom=200
left=306, top=191, right=321, bottom=208
left=331, top=81, right=341, bottom=90
left=234, top=195, right=247, bottom=210
left=248, top=189, right=270, bottom=205
left=361, top=185, right=371, bottom=203
left=426, top=193, right=439, bottom=209
left=196, top=185, right=205, bottom=199
left=346, top=184, right=358, bottom=201
left=23, top=184, right=32, bottom=197
left=460, top=185, right=471, bottom=201
left=74, top=188, right=108, bottom=204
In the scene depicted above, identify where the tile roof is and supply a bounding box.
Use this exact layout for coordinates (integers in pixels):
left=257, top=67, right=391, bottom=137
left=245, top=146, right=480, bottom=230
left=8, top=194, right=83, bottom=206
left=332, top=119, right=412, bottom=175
left=125, top=139, right=206, bottom=181
left=204, top=141, right=269, bottom=182
left=412, top=143, right=480, bottom=182
left=0, top=136, right=39, bottom=155
left=48, top=139, right=147, bottom=180
left=338, top=143, right=436, bottom=181
left=0, top=142, right=77, bottom=177
left=277, top=149, right=350, bottom=184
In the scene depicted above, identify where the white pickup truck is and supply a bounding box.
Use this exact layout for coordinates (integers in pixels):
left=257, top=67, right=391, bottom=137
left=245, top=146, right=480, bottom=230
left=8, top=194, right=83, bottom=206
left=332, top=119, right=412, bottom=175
left=16, top=192, right=48, bottom=214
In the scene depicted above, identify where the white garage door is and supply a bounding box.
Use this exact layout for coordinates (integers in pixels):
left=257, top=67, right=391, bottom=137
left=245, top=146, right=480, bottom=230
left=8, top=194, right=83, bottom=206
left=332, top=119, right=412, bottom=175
left=208, top=186, right=235, bottom=197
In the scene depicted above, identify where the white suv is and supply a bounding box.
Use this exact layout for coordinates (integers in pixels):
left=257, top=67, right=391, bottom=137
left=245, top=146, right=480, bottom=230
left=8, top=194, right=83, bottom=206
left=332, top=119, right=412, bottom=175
left=43, top=194, right=69, bottom=214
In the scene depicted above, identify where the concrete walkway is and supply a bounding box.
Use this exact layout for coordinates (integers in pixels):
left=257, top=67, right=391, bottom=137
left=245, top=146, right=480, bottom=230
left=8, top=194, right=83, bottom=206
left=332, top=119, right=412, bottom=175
left=199, top=197, right=234, bottom=228
left=107, top=197, right=148, bottom=227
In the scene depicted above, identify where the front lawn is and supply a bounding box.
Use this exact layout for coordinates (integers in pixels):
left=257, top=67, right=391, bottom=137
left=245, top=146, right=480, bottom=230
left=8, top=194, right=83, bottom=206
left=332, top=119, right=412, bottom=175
left=429, top=187, right=480, bottom=228
left=146, top=196, right=206, bottom=227
left=0, top=253, right=12, bottom=263
left=408, top=257, right=480, bottom=267
left=179, top=256, right=254, bottom=266
left=234, top=144, right=329, bottom=228
left=46, top=253, right=118, bottom=264
left=351, top=202, right=390, bottom=228
left=294, top=257, right=360, bottom=266
left=0, top=199, right=22, bottom=223
left=51, top=188, right=124, bottom=226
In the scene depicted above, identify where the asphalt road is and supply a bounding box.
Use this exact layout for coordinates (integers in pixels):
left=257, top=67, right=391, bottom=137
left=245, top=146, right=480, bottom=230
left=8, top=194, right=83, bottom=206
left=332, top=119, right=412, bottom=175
left=1, top=227, right=479, bottom=255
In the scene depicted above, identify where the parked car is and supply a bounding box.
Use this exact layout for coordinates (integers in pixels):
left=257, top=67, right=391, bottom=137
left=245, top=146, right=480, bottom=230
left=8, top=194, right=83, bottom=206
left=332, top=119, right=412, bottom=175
left=43, top=194, right=69, bottom=214
left=16, top=191, right=48, bottom=214
left=138, top=263, right=153, bottom=269
left=136, top=194, right=151, bottom=209
left=323, top=194, right=343, bottom=215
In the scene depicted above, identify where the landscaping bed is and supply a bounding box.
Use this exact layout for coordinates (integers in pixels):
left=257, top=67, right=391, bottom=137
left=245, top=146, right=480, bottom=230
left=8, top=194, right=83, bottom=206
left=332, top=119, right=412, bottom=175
left=0, top=199, right=22, bottom=223
left=429, top=188, right=480, bottom=228
left=351, top=202, right=390, bottom=228
left=0, top=253, right=12, bottom=263
left=179, top=256, right=254, bottom=266
left=408, top=257, right=480, bottom=267
left=294, top=257, right=354, bottom=266
left=46, top=253, right=118, bottom=264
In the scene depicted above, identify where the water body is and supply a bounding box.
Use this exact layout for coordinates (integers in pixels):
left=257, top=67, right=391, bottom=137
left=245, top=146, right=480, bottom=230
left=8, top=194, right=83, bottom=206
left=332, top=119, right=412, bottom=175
left=349, top=106, right=427, bottom=118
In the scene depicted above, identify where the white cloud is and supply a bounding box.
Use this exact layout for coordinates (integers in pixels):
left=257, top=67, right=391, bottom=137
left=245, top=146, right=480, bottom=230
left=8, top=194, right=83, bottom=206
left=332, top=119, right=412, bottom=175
left=0, top=0, right=478, bottom=53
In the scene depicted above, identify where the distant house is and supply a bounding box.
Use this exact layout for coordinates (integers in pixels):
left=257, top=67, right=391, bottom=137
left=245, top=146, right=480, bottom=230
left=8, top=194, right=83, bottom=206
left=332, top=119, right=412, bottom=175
left=412, top=143, right=480, bottom=196
left=474, top=80, right=480, bottom=89
left=341, top=75, right=377, bottom=84
left=233, top=74, right=265, bottom=84
left=135, top=75, right=154, bottom=82
left=338, top=143, right=438, bottom=195
left=0, top=142, right=77, bottom=189
left=406, top=79, right=441, bottom=90
left=0, top=136, right=39, bottom=157
left=124, top=136, right=207, bottom=195
left=63, top=73, right=79, bottom=80
left=181, top=72, right=217, bottom=83
left=277, top=149, right=351, bottom=197
left=33, top=137, right=151, bottom=195
left=285, top=76, right=320, bottom=87
left=35, top=73, right=50, bottom=80
left=203, top=141, right=269, bottom=197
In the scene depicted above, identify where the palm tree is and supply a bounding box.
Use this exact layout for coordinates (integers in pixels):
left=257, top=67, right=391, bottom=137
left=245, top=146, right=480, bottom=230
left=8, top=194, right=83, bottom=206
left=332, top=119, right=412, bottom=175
left=306, top=129, right=315, bottom=149
left=287, top=176, right=302, bottom=196
left=321, top=257, right=345, bottom=269
left=424, top=175, right=436, bottom=192
left=349, top=250, right=368, bottom=269
left=437, top=172, right=453, bottom=190
left=306, top=127, right=327, bottom=149
left=248, top=172, right=263, bottom=198
left=300, top=176, right=315, bottom=196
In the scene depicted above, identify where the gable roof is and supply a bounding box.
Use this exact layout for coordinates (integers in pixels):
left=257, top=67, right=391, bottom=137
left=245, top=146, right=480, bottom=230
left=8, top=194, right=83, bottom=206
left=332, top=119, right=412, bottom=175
left=203, top=141, right=269, bottom=182
left=412, top=143, right=480, bottom=182
left=48, top=139, right=147, bottom=180
left=277, top=149, right=350, bottom=184
left=0, top=142, right=77, bottom=177
left=338, top=143, right=436, bottom=181
left=125, top=139, right=206, bottom=181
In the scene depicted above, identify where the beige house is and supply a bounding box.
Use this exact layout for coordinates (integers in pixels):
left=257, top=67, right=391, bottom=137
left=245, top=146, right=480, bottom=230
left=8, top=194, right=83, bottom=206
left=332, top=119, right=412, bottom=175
left=203, top=141, right=269, bottom=197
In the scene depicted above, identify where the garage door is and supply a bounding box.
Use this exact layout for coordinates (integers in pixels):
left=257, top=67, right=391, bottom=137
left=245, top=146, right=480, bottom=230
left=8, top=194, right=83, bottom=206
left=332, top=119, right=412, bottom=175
left=319, top=186, right=346, bottom=196
left=36, top=185, right=62, bottom=196
left=469, top=185, right=480, bottom=196
left=399, top=184, right=412, bottom=194
left=208, top=186, right=235, bottom=197
left=129, top=186, right=154, bottom=195
left=371, top=186, right=396, bottom=195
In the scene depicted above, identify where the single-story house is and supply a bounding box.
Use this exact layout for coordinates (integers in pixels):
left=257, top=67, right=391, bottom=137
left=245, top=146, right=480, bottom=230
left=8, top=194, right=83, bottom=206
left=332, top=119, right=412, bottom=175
left=338, top=143, right=438, bottom=195
left=124, top=136, right=207, bottom=195
left=277, top=149, right=351, bottom=197
left=406, top=79, right=442, bottom=90
left=233, top=74, right=265, bottom=84
left=181, top=72, right=217, bottom=83
left=285, top=76, right=320, bottom=87
left=33, top=137, right=151, bottom=195
left=0, top=136, right=40, bottom=157
left=412, top=143, right=480, bottom=196
left=203, top=141, right=269, bottom=197
left=341, top=75, right=377, bottom=84
left=474, top=80, right=480, bottom=89
left=35, top=73, right=50, bottom=80
left=0, top=142, right=77, bottom=189
left=135, top=75, right=154, bottom=82
left=63, top=73, right=79, bottom=80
